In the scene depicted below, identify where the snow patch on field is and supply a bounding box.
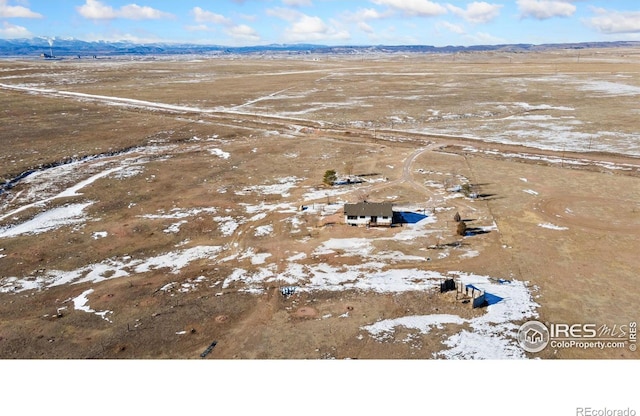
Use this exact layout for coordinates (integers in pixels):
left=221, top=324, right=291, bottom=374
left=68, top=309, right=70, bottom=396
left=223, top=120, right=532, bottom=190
left=92, top=231, right=108, bottom=239
left=159, top=276, right=208, bottom=295
left=0, top=246, right=223, bottom=293
left=236, top=176, right=302, bottom=198
left=538, top=222, right=569, bottom=231
left=142, top=207, right=217, bottom=220
left=362, top=314, right=466, bottom=341
left=578, top=80, right=640, bottom=96
left=254, top=224, right=273, bottom=237
left=213, top=216, right=242, bottom=236
left=360, top=272, right=538, bottom=359
left=73, top=288, right=113, bottom=322
left=0, top=202, right=92, bottom=238
left=164, top=221, right=188, bottom=234
left=208, top=148, right=230, bottom=159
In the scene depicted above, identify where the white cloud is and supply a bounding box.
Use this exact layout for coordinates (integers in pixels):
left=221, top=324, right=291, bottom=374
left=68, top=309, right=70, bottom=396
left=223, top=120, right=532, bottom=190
left=358, top=21, right=374, bottom=33
left=438, top=20, right=465, bottom=35
left=226, top=24, right=260, bottom=41
left=188, top=6, right=260, bottom=43
left=447, top=2, right=503, bottom=24
left=344, top=8, right=394, bottom=22
left=0, top=20, right=31, bottom=37
left=283, top=14, right=350, bottom=42
left=343, top=7, right=394, bottom=35
left=76, top=0, right=117, bottom=19
left=517, top=0, right=576, bottom=20
left=268, top=6, right=350, bottom=41
left=76, top=0, right=172, bottom=20
left=191, top=7, right=232, bottom=25
left=119, top=4, right=173, bottom=20
left=468, top=31, right=505, bottom=44
left=266, top=7, right=302, bottom=22
left=184, top=24, right=212, bottom=32
left=587, top=8, right=640, bottom=34
left=371, top=0, right=447, bottom=17
left=282, top=0, right=312, bottom=6
left=0, top=0, right=42, bottom=18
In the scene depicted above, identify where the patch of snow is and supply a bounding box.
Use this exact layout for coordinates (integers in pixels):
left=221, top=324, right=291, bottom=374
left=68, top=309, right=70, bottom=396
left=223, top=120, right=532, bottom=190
left=0, top=246, right=223, bottom=293
left=523, top=189, right=539, bottom=196
left=360, top=271, right=539, bottom=359
left=72, top=288, right=112, bottom=322
left=142, top=207, right=217, bottom=220
left=133, top=246, right=222, bottom=275
left=248, top=212, right=267, bottom=222
left=538, top=223, right=569, bottom=231
left=251, top=252, right=272, bottom=265
left=578, top=80, right=640, bottom=96
left=362, top=314, right=466, bottom=341
left=302, top=187, right=353, bottom=201
left=513, top=102, right=574, bottom=112
left=287, top=252, right=307, bottom=261
left=236, top=177, right=301, bottom=198
left=209, top=148, right=230, bottom=159
left=460, top=250, right=480, bottom=259
left=240, top=202, right=297, bottom=215
left=313, top=238, right=374, bottom=256
left=254, top=224, right=273, bottom=237
left=0, top=202, right=92, bottom=238
left=1, top=163, right=137, bottom=224
left=164, top=221, right=187, bottom=234
left=92, top=231, right=108, bottom=240
left=213, top=216, right=242, bottom=236
left=222, top=265, right=276, bottom=292
left=391, top=216, right=438, bottom=241
left=58, top=167, right=124, bottom=199
left=112, top=165, right=144, bottom=179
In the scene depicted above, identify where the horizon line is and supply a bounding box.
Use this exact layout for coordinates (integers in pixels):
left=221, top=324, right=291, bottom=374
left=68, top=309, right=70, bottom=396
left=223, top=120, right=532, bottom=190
left=3, top=37, right=640, bottom=50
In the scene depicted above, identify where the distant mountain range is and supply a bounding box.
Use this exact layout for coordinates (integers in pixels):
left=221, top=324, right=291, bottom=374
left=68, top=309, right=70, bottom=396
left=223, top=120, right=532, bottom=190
left=1, top=37, right=639, bottom=58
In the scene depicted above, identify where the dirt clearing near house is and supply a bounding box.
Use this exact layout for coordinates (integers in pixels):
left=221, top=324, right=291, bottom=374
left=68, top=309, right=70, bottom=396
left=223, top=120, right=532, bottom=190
left=1, top=49, right=639, bottom=359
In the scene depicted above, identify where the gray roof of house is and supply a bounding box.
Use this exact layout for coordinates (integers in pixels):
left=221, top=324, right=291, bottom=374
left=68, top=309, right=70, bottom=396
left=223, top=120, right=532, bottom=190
left=344, top=202, right=393, bottom=217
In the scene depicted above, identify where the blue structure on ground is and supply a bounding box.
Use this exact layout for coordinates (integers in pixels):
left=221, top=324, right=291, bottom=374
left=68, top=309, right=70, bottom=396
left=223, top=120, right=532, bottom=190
left=466, top=284, right=504, bottom=306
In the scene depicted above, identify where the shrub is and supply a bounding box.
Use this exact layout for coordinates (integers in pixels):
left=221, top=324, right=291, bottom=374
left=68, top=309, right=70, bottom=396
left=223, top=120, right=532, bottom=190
left=456, top=221, right=467, bottom=236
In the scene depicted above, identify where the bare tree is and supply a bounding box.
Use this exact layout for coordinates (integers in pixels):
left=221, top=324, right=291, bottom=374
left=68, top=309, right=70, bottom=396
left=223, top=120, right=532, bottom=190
left=344, top=160, right=354, bottom=177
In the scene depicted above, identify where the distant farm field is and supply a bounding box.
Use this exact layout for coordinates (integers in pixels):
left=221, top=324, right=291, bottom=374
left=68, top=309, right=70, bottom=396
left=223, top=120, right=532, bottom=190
left=1, top=49, right=639, bottom=359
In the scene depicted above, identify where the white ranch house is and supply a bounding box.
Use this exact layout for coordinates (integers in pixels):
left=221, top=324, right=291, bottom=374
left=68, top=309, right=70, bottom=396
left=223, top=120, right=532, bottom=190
left=344, top=202, right=394, bottom=227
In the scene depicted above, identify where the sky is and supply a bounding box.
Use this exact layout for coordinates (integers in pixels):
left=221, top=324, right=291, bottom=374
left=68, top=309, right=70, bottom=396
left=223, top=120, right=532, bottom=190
left=1, top=0, right=640, bottom=46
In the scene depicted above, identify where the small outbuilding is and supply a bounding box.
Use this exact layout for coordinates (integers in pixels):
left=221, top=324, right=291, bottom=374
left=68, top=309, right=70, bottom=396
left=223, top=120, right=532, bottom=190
left=344, top=202, right=393, bottom=227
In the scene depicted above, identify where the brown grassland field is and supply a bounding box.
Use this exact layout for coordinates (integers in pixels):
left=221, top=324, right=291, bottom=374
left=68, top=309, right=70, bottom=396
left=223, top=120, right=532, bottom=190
left=0, top=47, right=639, bottom=359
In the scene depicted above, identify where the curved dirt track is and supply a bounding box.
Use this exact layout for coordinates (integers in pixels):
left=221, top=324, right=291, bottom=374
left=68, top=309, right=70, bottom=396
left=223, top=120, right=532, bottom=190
left=536, top=196, right=640, bottom=233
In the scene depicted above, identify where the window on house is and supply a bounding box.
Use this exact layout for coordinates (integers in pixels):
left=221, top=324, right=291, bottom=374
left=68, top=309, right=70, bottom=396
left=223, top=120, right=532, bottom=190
left=347, top=216, right=357, bottom=220
left=359, top=216, right=366, bottom=219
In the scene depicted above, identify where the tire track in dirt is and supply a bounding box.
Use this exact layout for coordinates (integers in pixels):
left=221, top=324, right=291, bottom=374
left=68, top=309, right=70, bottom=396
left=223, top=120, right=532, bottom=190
left=536, top=196, right=640, bottom=233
